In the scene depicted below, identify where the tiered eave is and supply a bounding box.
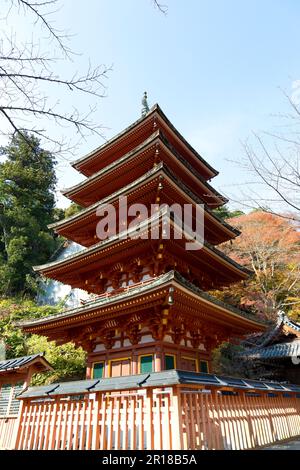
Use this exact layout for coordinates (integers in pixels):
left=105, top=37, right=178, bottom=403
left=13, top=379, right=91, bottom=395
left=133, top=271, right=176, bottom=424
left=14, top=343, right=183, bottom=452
left=72, top=104, right=218, bottom=180
left=20, top=104, right=266, bottom=378
left=50, top=163, right=240, bottom=247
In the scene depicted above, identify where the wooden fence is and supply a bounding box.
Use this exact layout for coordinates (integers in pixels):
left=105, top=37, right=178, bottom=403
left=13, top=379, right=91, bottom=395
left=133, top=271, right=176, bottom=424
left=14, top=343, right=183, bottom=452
left=0, top=417, right=18, bottom=449
left=0, top=382, right=24, bottom=449
left=180, top=389, right=300, bottom=450
left=13, top=385, right=300, bottom=450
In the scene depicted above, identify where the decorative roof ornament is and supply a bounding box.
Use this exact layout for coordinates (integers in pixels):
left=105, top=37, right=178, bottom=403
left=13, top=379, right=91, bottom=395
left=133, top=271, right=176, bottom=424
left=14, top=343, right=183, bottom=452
left=141, top=91, right=150, bottom=117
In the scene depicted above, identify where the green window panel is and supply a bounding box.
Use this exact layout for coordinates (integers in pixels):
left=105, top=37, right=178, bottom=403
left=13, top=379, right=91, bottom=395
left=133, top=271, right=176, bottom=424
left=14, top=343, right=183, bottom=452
left=140, top=355, right=153, bottom=374
left=199, top=360, right=209, bottom=373
left=165, top=355, right=175, bottom=370
left=92, top=362, right=104, bottom=379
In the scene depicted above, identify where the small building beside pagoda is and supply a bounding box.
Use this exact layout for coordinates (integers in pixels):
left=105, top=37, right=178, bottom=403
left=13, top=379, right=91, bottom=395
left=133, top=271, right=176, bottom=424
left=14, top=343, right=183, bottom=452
left=244, top=312, right=300, bottom=384
left=0, top=353, right=52, bottom=449
left=20, top=102, right=265, bottom=381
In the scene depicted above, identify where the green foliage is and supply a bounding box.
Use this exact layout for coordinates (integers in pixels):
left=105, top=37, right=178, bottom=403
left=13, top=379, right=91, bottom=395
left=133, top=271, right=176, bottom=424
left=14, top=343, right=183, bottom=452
left=0, top=298, right=58, bottom=358
left=27, top=336, right=86, bottom=385
left=215, top=211, right=300, bottom=322
left=212, top=341, right=272, bottom=379
left=64, top=203, right=82, bottom=219
left=212, top=342, right=245, bottom=376
left=0, top=134, right=87, bottom=384
left=52, top=203, right=82, bottom=223
left=213, top=205, right=244, bottom=221
left=0, top=298, right=86, bottom=384
left=52, top=207, right=65, bottom=223
left=0, top=133, right=58, bottom=297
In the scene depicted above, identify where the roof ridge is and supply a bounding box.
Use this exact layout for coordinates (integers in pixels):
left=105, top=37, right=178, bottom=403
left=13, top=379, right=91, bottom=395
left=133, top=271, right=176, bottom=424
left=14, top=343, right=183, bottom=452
left=20, top=370, right=300, bottom=401
left=0, top=352, right=43, bottom=365
left=71, top=104, right=159, bottom=167
left=0, top=353, right=53, bottom=373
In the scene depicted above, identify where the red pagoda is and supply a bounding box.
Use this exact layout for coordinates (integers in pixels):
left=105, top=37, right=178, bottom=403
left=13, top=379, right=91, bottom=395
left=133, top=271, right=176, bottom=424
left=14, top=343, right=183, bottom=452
left=21, top=99, right=264, bottom=380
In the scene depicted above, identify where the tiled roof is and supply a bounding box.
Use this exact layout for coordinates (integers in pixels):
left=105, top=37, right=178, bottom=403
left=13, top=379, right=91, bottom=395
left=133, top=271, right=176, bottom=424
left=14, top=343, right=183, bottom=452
left=18, top=271, right=264, bottom=330
left=34, top=209, right=251, bottom=277
left=243, top=312, right=300, bottom=359
left=63, top=130, right=226, bottom=204
left=49, top=162, right=240, bottom=237
left=247, top=339, right=300, bottom=359
left=282, top=314, right=300, bottom=333
left=72, top=104, right=218, bottom=178
left=18, top=369, right=300, bottom=399
left=0, top=353, right=52, bottom=373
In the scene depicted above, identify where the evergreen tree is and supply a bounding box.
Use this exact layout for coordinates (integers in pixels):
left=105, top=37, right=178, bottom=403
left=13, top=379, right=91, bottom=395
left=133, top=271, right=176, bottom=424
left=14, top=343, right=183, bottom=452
left=213, top=205, right=244, bottom=221
left=0, top=133, right=57, bottom=296
left=64, top=203, right=82, bottom=219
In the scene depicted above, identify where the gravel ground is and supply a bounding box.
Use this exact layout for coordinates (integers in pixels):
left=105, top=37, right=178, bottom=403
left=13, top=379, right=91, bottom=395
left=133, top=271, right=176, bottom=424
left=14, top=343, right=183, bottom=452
left=262, top=438, right=300, bottom=450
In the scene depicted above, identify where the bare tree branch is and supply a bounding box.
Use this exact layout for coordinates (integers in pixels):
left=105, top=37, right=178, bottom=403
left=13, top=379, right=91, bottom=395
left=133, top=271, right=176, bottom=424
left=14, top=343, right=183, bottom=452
left=15, top=0, right=73, bottom=56
left=153, top=0, right=168, bottom=14
left=243, top=137, right=300, bottom=213
left=0, top=0, right=112, bottom=155
left=224, top=91, right=300, bottom=222
left=0, top=65, right=110, bottom=97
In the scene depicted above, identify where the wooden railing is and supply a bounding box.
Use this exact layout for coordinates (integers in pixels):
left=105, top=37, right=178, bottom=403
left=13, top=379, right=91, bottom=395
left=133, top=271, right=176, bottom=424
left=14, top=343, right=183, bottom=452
left=180, top=389, right=300, bottom=450
left=15, top=388, right=179, bottom=450
left=0, top=417, right=18, bottom=449
left=13, top=384, right=300, bottom=450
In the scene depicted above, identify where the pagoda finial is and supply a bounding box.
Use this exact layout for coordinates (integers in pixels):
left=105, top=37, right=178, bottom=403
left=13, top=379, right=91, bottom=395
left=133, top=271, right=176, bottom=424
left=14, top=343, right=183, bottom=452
left=141, top=91, right=150, bottom=117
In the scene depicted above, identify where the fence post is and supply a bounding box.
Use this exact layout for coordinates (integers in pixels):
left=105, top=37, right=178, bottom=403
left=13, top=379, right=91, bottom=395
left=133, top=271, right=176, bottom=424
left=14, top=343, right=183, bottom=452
left=262, top=392, right=276, bottom=443
left=92, top=393, right=100, bottom=450
left=14, top=398, right=26, bottom=450
left=170, top=385, right=184, bottom=450
left=145, top=388, right=154, bottom=450
left=240, top=391, right=257, bottom=449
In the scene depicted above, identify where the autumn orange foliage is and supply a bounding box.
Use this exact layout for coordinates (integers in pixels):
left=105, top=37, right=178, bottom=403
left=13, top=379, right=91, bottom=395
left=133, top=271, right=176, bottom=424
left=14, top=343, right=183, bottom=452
left=212, top=211, right=300, bottom=321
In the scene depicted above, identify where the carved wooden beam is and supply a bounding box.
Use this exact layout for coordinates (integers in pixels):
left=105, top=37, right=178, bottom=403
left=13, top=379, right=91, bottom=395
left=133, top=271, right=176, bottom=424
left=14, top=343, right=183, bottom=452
left=126, top=324, right=142, bottom=345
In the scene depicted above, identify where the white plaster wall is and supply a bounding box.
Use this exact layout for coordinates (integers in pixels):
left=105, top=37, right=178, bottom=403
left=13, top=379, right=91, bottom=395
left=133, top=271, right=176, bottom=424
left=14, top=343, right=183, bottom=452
left=163, top=335, right=173, bottom=343
left=140, top=334, right=154, bottom=343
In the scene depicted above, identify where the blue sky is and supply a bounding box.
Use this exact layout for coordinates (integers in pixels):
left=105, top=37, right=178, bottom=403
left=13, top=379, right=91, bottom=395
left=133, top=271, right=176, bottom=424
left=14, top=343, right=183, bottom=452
left=3, top=0, right=300, bottom=208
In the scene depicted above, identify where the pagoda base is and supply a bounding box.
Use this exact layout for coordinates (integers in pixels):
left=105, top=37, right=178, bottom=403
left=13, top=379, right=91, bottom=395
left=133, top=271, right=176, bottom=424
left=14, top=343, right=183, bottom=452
left=86, top=337, right=210, bottom=379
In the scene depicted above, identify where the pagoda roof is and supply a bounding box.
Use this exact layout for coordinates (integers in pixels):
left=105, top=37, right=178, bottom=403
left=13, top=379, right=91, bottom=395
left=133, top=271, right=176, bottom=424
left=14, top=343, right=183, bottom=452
left=72, top=104, right=218, bottom=180
left=34, top=209, right=251, bottom=289
left=49, top=163, right=240, bottom=246
left=19, top=271, right=265, bottom=335
left=62, top=130, right=227, bottom=208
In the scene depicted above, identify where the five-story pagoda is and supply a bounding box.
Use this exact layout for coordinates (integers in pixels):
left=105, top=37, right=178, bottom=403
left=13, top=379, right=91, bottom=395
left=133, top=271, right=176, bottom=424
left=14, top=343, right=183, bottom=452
left=21, top=97, right=265, bottom=380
